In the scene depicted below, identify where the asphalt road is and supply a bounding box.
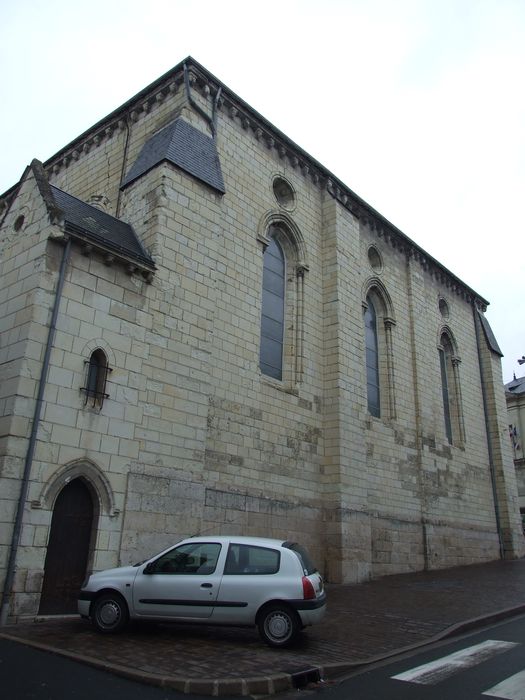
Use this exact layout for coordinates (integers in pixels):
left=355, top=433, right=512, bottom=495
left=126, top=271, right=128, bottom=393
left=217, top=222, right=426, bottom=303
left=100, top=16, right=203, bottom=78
left=0, top=637, right=210, bottom=700
left=314, top=614, right=525, bottom=700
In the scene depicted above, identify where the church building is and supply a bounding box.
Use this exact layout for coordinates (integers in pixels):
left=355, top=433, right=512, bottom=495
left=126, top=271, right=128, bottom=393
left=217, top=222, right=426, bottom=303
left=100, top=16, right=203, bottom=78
left=1, top=57, right=523, bottom=621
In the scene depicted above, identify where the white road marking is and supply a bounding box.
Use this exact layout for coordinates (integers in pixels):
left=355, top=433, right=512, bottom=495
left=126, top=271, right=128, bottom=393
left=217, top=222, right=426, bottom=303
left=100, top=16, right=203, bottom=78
left=392, top=640, right=519, bottom=685
left=483, top=669, right=525, bottom=699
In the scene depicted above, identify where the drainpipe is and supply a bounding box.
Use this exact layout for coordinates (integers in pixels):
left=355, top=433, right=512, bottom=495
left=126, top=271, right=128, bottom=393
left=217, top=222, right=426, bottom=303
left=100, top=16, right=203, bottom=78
left=184, top=62, right=216, bottom=138
left=472, top=301, right=504, bottom=559
left=116, top=114, right=132, bottom=219
left=212, top=86, right=222, bottom=138
left=0, top=236, right=72, bottom=625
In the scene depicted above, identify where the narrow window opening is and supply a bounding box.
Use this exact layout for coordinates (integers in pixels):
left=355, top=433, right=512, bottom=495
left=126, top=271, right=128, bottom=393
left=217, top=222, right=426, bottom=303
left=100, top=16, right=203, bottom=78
left=260, top=237, right=285, bottom=380
left=81, top=349, right=112, bottom=408
left=439, top=346, right=453, bottom=444
left=364, top=297, right=380, bottom=418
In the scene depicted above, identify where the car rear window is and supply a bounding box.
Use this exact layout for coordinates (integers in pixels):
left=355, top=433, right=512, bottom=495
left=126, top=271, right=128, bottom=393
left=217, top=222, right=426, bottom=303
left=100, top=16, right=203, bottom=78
left=224, top=544, right=280, bottom=575
left=283, top=542, right=317, bottom=575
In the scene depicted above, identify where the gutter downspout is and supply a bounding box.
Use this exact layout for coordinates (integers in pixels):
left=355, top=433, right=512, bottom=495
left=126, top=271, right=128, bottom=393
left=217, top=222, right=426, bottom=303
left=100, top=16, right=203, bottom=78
left=116, top=114, right=132, bottom=218
left=0, top=237, right=72, bottom=625
left=184, top=62, right=217, bottom=138
left=472, top=301, right=505, bottom=559
left=212, top=86, right=222, bottom=138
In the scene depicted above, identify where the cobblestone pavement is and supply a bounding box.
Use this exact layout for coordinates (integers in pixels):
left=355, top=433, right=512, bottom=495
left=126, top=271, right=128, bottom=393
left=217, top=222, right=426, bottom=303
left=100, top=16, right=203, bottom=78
left=1, top=558, right=525, bottom=696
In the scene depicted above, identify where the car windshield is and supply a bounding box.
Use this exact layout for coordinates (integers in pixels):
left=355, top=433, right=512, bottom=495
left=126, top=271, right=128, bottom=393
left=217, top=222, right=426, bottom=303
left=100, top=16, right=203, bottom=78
left=283, top=542, right=317, bottom=575
left=149, top=542, right=221, bottom=575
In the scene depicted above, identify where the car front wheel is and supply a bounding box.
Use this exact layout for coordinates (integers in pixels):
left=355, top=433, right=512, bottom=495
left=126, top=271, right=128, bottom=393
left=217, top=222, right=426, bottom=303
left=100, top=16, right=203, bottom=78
left=92, top=592, right=129, bottom=634
left=257, top=604, right=301, bottom=648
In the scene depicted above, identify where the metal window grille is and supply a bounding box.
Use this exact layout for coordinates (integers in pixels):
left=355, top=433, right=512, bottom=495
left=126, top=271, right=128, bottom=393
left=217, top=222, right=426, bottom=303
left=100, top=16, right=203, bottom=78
left=80, top=351, right=112, bottom=408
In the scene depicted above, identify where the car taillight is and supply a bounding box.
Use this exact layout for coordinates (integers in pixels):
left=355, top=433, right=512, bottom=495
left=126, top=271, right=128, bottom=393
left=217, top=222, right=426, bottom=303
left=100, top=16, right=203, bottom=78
left=302, top=576, right=316, bottom=600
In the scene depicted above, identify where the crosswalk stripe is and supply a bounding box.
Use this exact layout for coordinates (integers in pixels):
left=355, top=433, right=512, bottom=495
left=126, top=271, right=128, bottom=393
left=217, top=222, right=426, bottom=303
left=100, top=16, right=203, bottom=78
left=392, top=640, right=519, bottom=685
left=482, top=669, right=525, bottom=700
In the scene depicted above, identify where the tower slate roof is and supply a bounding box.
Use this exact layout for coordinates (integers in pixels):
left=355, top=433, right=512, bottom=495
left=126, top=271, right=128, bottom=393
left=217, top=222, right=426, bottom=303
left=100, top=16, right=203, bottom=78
left=121, top=117, right=225, bottom=194
left=477, top=308, right=503, bottom=357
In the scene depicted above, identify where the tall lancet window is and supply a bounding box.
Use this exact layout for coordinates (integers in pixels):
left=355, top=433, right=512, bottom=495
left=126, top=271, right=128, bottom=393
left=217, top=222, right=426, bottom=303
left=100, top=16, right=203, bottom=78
left=364, top=297, right=380, bottom=417
left=437, top=330, right=466, bottom=446
left=259, top=237, right=285, bottom=380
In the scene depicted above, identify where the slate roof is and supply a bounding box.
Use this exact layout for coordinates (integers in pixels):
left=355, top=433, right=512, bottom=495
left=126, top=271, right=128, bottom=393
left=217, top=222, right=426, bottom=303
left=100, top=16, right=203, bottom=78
left=50, top=186, right=155, bottom=270
left=121, top=117, right=225, bottom=193
left=505, top=375, right=525, bottom=396
left=477, top=309, right=503, bottom=357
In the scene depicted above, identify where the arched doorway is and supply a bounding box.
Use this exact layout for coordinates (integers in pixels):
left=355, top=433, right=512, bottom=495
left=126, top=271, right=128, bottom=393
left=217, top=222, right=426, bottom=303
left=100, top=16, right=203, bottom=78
left=39, top=479, right=94, bottom=614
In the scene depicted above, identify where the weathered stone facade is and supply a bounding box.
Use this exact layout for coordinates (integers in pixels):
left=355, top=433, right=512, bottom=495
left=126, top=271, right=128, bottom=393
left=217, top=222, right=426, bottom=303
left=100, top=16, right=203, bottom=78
left=505, top=375, right=525, bottom=529
left=1, top=58, right=523, bottom=621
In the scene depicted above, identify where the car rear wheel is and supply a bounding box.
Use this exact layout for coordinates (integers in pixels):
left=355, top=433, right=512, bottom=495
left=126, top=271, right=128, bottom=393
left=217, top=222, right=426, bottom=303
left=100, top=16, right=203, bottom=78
left=92, top=592, right=129, bottom=634
left=257, top=604, right=301, bottom=647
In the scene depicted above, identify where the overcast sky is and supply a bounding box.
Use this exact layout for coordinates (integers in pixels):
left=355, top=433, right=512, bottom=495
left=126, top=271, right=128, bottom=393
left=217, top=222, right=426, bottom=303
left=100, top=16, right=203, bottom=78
left=1, top=0, right=523, bottom=382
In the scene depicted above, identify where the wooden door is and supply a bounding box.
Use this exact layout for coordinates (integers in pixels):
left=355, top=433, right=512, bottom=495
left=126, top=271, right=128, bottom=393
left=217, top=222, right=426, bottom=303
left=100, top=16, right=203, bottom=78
left=39, top=479, right=94, bottom=614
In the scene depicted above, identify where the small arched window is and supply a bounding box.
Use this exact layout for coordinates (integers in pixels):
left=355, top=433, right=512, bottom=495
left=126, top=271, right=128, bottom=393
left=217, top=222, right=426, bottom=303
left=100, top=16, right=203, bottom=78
left=81, top=349, right=111, bottom=408
left=259, top=237, right=285, bottom=380
left=364, top=296, right=381, bottom=417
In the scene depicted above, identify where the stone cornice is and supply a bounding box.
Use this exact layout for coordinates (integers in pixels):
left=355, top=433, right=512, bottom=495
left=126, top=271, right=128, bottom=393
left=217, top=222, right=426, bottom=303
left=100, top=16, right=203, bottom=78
left=0, top=57, right=488, bottom=309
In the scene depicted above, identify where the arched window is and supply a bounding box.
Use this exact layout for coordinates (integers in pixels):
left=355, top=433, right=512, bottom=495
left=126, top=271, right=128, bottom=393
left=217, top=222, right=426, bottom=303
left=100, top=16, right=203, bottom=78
left=259, top=237, right=285, bottom=380
left=439, top=335, right=453, bottom=443
left=81, top=349, right=111, bottom=408
left=362, top=283, right=397, bottom=420
left=257, top=214, right=308, bottom=387
left=438, top=331, right=465, bottom=446
left=364, top=297, right=380, bottom=417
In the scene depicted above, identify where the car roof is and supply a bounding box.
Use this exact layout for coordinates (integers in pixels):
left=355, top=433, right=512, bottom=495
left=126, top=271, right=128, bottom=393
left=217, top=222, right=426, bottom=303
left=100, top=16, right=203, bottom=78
left=182, top=535, right=287, bottom=547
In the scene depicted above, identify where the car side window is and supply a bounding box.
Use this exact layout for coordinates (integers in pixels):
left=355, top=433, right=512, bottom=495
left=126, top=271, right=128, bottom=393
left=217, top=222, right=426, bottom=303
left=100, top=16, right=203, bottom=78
left=224, top=544, right=280, bottom=575
left=149, top=542, right=221, bottom=575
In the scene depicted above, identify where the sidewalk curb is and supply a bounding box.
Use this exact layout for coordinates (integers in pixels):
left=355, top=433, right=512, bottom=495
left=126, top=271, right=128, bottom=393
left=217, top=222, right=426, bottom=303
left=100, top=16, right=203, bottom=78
left=319, top=603, right=525, bottom=681
left=2, top=604, right=525, bottom=695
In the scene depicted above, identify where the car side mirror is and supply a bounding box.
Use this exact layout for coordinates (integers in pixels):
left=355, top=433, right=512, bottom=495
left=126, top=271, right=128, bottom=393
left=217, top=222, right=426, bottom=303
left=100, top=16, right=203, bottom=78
left=143, top=562, right=155, bottom=574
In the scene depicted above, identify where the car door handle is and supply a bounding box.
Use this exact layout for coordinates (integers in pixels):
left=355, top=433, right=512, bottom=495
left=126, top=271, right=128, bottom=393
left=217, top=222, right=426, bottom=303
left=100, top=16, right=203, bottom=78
left=201, top=583, right=213, bottom=588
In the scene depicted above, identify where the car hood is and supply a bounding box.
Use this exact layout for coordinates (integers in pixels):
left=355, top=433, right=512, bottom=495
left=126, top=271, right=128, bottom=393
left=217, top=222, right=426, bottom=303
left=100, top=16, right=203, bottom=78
left=89, top=565, right=140, bottom=581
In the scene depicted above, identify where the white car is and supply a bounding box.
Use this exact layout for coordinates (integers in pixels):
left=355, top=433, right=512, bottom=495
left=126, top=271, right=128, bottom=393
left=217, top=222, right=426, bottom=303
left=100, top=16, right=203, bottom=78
left=78, top=535, right=326, bottom=647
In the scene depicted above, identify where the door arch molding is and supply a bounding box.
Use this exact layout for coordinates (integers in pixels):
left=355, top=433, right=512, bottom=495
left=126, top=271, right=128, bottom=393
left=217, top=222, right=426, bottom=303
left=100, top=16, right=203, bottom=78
left=36, top=459, right=118, bottom=517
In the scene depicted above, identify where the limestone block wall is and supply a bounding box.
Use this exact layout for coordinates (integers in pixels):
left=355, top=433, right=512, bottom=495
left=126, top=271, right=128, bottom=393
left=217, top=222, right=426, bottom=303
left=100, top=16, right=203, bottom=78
left=47, top=82, right=523, bottom=577
left=116, top=104, right=329, bottom=563
left=0, top=171, right=67, bottom=606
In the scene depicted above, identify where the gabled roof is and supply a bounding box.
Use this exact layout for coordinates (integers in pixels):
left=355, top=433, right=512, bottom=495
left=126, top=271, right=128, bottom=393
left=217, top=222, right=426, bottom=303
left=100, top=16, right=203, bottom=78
left=22, top=158, right=155, bottom=277
left=505, top=375, right=525, bottom=396
left=121, top=117, right=225, bottom=193
left=50, top=186, right=155, bottom=270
